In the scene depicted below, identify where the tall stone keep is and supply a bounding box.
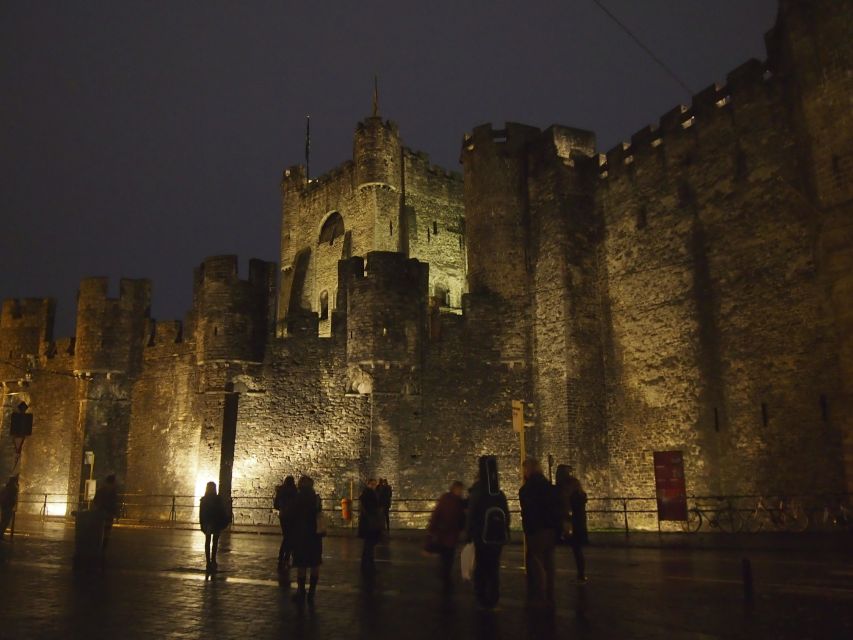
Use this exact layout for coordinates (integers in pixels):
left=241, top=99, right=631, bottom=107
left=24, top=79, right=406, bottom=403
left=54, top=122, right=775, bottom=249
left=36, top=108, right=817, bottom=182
left=461, top=123, right=540, bottom=364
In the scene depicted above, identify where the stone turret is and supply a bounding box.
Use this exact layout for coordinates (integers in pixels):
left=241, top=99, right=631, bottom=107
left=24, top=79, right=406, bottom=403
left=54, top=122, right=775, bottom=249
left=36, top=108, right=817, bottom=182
left=74, top=278, right=150, bottom=377
left=461, top=123, right=540, bottom=363
left=340, top=251, right=428, bottom=394
left=191, top=256, right=276, bottom=364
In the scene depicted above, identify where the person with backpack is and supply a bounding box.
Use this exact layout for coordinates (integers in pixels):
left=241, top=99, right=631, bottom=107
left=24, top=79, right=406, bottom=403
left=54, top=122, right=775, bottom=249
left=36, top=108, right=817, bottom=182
left=274, top=476, right=297, bottom=572
left=466, top=456, right=510, bottom=609
left=199, top=481, right=229, bottom=573
left=519, top=458, right=559, bottom=606
left=555, top=464, right=589, bottom=583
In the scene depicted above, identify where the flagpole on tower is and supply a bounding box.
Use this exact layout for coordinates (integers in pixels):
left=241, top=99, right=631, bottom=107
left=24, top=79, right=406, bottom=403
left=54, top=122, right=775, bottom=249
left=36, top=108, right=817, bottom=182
left=305, top=114, right=311, bottom=184
left=372, top=75, right=379, bottom=117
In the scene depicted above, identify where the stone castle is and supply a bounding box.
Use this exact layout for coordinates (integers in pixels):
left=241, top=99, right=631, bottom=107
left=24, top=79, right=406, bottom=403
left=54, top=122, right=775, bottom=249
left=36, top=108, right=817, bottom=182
left=1, top=0, right=851, bottom=523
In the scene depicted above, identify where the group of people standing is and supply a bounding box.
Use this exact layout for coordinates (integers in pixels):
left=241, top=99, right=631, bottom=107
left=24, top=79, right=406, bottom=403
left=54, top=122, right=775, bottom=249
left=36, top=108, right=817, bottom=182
left=425, top=455, right=588, bottom=609
left=195, top=459, right=585, bottom=611
left=272, top=475, right=324, bottom=604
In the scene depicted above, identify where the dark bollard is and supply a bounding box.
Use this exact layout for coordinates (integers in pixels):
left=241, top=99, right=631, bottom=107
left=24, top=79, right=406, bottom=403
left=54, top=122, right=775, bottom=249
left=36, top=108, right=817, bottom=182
left=741, top=557, right=754, bottom=603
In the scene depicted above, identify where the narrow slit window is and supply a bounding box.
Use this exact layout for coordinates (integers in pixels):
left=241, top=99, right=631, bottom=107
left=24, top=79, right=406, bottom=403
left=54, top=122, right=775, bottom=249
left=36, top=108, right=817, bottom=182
left=319, top=290, right=329, bottom=320
left=636, top=206, right=647, bottom=230
left=761, top=402, right=768, bottom=427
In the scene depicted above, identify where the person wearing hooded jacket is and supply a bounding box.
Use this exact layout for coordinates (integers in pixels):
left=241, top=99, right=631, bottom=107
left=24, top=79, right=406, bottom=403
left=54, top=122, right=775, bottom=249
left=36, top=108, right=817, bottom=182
left=465, top=456, right=510, bottom=609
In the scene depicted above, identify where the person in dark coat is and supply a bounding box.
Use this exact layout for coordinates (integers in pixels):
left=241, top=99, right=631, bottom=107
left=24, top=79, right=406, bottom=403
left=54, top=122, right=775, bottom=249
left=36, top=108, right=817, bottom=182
left=519, top=458, right=558, bottom=606
left=555, top=464, right=589, bottom=583
left=466, top=456, right=510, bottom=609
left=358, top=478, right=382, bottom=571
left=199, top=481, right=229, bottom=572
left=274, top=476, right=297, bottom=571
left=93, top=474, right=120, bottom=550
left=426, top=480, right=466, bottom=593
left=289, top=475, right=323, bottom=604
left=0, top=475, right=19, bottom=541
left=376, top=478, right=393, bottom=533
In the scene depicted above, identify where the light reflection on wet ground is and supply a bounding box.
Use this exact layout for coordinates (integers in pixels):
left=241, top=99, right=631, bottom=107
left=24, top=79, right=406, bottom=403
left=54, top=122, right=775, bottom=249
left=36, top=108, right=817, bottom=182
left=1, top=520, right=851, bottom=639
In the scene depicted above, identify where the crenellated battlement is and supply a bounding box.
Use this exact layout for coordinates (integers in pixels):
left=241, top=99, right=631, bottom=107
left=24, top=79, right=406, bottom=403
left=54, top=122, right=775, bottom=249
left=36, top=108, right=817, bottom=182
left=600, top=58, right=774, bottom=180
left=193, top=255, right=274, bottom=291
left=77, top=277, right=151, bottom=310
left=355, top=116, right=399, bottom=136
left=146, top=319, right=184, bottom=347
left=402, top=147, right=462, bottom=183
left=74, top=277, right=151, bottom=375
left=45, top=337, right=75, bottom=359
left=462, top=122, right=542, bottom=159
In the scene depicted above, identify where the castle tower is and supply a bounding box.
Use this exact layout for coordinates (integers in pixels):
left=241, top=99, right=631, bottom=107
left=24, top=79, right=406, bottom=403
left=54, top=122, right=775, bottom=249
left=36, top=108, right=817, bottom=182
left=341, top=251, right=428, bottom=394
left=353, top=116, right=403, bottom=253
left=0, top=298, right=54, bottom=382
left=74, top=278, right=150, bottom=376
left=461, top=122, right=541, bottom=363
left=339, top=250, right=428, bottom=493
left=769, top=0, right=853, bottom=490
left=191, top=255, right=276, bottom=364
left=73, top=277, right=151, bottom=490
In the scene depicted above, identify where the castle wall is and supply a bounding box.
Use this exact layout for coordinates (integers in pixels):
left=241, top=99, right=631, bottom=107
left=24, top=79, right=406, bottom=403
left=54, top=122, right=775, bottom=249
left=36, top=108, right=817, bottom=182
left=526, top=128, right=610, bottom=493
left=599, top=58, right=843, bottom=501
left=124, top=321, right=201, bottom=520
left=0, top=301, right=79, bottom=515
left=228, top=336, right=372, bottom=524
left=772, top=0, right=853, bottom=491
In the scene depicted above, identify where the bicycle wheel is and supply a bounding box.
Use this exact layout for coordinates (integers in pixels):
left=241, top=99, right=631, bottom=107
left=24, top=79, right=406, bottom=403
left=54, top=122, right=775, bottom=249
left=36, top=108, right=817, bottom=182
left=717, top=507, right=744, bottom=533
left=744, top=510, right=764, bottom=533
left=681, top=508, right=702, bottom=533
left=784, top=505, right=810, bottom=532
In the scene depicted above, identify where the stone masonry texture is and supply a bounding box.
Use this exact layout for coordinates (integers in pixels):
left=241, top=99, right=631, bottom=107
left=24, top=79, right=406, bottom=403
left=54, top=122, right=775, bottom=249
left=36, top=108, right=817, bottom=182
left=1, top=1, right=850, bottom=524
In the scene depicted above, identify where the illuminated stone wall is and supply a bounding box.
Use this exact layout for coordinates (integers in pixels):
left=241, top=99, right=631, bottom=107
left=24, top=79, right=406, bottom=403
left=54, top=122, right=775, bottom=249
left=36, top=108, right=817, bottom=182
left=598, top=59, right=843, bottom=500
left=1, top=0, right=848, bottom=525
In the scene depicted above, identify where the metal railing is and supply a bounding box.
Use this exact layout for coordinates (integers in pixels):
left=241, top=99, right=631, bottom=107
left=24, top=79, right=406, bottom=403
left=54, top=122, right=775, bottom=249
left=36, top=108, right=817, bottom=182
left=13, top=491, right=851, bottom=534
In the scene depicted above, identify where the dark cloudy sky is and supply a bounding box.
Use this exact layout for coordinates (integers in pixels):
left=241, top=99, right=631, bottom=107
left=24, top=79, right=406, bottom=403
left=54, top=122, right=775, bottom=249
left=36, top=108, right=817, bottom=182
left=1, top=0, right=777, bottom=336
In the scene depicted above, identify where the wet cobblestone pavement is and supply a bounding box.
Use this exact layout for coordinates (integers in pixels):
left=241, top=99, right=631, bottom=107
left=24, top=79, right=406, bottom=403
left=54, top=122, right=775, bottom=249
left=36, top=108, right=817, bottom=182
left=1, top=519, right=851, bottom=639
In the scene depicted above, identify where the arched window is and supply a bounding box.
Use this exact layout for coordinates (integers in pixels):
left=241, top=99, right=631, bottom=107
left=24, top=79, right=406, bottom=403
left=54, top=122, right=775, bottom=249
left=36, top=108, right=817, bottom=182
left=319, top=290, right=329, bottom=320
left=319, top=212, right=345, bottom=245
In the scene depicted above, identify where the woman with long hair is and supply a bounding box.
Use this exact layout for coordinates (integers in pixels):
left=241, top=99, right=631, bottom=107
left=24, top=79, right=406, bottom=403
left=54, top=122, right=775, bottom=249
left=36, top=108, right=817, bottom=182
left=199, top=481, right=229, bottom=572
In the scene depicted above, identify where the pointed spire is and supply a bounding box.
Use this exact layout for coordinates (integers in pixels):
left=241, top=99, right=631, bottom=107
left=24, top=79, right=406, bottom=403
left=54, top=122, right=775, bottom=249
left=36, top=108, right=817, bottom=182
left=372, top=75, right=379, bottom=117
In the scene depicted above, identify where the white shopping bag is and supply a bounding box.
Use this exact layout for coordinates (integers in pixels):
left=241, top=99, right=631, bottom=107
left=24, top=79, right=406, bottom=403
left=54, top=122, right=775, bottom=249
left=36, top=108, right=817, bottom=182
left=460, top=542, right=475, bottom=581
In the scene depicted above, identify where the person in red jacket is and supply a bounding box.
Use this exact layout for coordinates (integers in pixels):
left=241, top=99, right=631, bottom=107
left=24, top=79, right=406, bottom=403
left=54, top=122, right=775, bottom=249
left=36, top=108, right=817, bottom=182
left=426, top=480, right=466, bottom=593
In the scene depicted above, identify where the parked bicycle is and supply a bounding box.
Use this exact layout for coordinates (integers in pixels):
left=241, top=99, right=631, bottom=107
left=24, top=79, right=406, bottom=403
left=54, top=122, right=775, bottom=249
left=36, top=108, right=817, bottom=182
left=744, top=496, right=808, bottom=533
left=681, top=497, right=743, bottom=533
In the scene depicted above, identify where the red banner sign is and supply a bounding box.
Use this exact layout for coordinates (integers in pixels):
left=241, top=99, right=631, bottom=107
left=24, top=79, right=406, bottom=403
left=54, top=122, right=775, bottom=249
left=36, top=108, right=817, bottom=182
left=653, top=451, right=688, bottom=521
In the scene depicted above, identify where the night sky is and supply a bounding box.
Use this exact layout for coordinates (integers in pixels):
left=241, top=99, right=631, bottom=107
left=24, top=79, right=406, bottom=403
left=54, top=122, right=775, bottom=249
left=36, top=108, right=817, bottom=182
left=1, top=1, right=777, bottom=336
